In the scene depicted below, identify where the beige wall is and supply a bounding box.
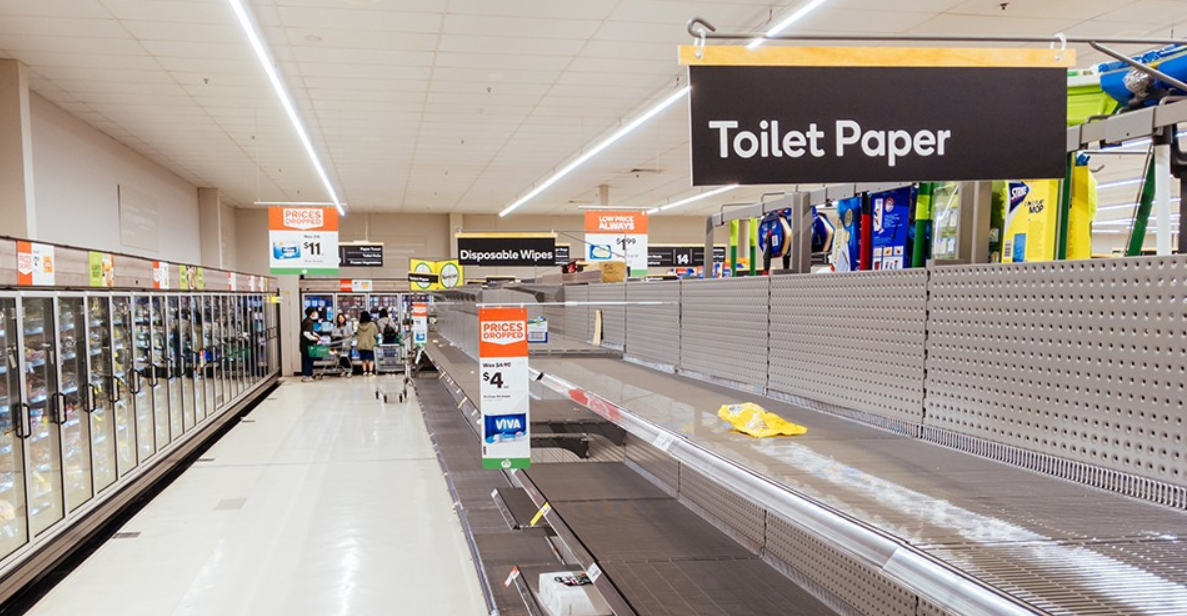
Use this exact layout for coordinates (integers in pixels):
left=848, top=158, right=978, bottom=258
left=29, top=93, right=201, bottom=262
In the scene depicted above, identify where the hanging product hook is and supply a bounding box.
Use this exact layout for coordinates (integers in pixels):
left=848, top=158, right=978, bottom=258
left=1050, top=32, right=1067, bottom=62
left=688, top=17, right=716, bottom=59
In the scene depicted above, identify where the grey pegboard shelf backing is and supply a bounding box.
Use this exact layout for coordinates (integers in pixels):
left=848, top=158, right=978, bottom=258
left=769, top=270, right=929, bottom=431
left=566, top=284, right=590, bottom=343
left=624, top=281, right=681, bottom=369
left=924, top=256, right=1187, bottom=502
left=679, top=277, right=770, bottom=393
left=587, top=283, right=627, bottom=350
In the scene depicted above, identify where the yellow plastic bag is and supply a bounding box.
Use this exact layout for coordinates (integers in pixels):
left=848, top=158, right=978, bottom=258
left=717, top=403, right=808, bottom=438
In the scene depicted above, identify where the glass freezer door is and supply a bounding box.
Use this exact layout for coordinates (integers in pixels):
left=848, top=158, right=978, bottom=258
left=132, top=296, right=156, bottom=463
left=188, top=296, right=206, bottom=424
left=19, top=296, right=64, bottom=536
left=202, top=296, right=221, bottom=411
left=56, top=296, right=92, bottom=513
left=86, top=296, right=116, bottom=493
left=236, top=297, right=248, bottom=391
left=178, top=296, right=196, bottom=431
left=110, top=295, right=137, bottom=476
left=0, top=297, right=28, bottom=559
left=149, top=296, right=170, bottom=448
left=219, top=296, right=236, bottom=400
left=166, top=295, right=185, bottom=438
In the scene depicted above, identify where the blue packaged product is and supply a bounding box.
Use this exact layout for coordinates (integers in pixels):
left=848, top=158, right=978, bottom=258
left=272, top=241, right=300, bottom=260
left=832, top=197, right=862, bottom=272
left=870, top=186, right=915, bottom=271
left=484, top=414, right=527, bottom=444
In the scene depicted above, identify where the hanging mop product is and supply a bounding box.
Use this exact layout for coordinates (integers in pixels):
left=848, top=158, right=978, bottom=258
left=1067, top=163, right=1099, bottom=261
left=1001, top=180, right=1060, bottom=263
left=717, top=403, right=808, bottom=438
left=930, top=182, right=962, bottom=261
left=832, top=197, right=863, bottom=272
left=870, top=186, right=916, bottom=271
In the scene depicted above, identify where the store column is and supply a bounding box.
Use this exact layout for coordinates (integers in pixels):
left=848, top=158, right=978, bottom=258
left=0, top=59, right=36, bottom=239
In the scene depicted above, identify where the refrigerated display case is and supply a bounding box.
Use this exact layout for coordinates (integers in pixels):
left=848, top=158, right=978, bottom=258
left=148, top=296, right=170, bottom=449
left=166, top=296, right=185, bottom=439
left=336, top=294, right=367, bottom=323
left=0, top=258, right=280, bottom=608
left=303, top=295, right=333, bottom=322
left=369, top=294, right=402, bottom=322
left=178, top=296, right=198, bottom=431
left=57, top=296, right=92, bottom=514
left=87, top=296, right=117, bottom=494
left=110, top=296, right=137, bottom=477
left=0, top=297, right=26, bottom=560
left=19, top=295, right=64, bottom=537
left=131, top=296, right=156, bottom=463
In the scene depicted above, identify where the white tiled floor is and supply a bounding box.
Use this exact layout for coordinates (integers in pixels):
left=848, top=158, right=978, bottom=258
left=27, top=378, right=488, bottom=616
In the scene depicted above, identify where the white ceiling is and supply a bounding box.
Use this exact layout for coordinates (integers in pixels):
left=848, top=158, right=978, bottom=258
left=0, top=0, right=1184, bottom=227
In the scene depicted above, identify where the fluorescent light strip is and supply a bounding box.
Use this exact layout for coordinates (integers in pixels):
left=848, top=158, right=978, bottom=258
left=748, top=0, right=832, bottom=49
left=227, top=0, right=345, bottom=217
left=1098, top=196, right=1182, bottom=212
left=646, top=185, right=741, bottom=215
left=499, top=86, right=690, bottom=217
left=1097, top=178, right=1144, bottom=190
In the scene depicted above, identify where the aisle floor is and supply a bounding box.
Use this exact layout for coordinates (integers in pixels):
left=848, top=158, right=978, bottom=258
left=24, top=377, right=488, bottom=616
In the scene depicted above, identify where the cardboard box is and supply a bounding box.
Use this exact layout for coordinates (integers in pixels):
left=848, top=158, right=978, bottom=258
left=598, top=261, right=626, bottom=283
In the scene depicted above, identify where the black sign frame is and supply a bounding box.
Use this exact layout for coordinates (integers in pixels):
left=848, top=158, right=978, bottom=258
left=689, top=65, right=1067, bottom=186
left=457, top=235, right=557, bottom=267
left=339, top=244, right=384, bottom=267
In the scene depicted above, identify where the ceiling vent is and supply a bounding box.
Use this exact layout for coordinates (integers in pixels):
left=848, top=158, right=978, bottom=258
left=628, top=168, right=662, bottom=174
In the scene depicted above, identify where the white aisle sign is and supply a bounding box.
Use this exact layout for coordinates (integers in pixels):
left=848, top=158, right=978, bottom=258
left=269, top=206, right=340, bottom=275
left=412, top=301, right=428, bottom=347
left=479, top=307, right=530, bottom=470
left=584, top=211, right=649, bottom=277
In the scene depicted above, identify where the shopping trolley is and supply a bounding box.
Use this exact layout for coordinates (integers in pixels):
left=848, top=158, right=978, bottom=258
left=312, top=339, right=354, bottom=379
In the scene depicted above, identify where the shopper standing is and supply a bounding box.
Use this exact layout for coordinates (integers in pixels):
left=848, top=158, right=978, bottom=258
left=376, top=309, right=398, bottom=344
left=300, top=307, right=320, bottom=382
left=354, top=311, right=379, bottom=376
left=331, top=313, right=353, bottom=343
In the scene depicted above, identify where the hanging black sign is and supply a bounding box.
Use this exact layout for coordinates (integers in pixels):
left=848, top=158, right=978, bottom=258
left=554, top=245, right=571, bottom=265
left=457, top=235, right=556, bottom=267
left=339, top=244, right=384, bottom=267
left=407, top=272, right=439, bottom=285
left=689, top=66, right=1067, bottom=186
left=647, top=245, right=728, bottom=268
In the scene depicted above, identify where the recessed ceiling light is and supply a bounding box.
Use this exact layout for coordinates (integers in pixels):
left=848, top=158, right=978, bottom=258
left=304, top=35, right=323, bottom=43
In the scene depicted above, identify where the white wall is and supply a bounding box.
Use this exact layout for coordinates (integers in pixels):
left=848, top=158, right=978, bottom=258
left=29, top=93, right=201, bottom=262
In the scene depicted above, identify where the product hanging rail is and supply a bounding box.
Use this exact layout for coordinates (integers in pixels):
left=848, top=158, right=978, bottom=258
left=685, top=17, right=1186, bottom=48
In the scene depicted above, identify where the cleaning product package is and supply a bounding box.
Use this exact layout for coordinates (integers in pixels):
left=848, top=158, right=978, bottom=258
left=831, top=196, right=862, bottom=272
left=930, top=182, right=962, bottom=261
left=870, top=186, right=915, bottom=270
left=1067, top=164, right=1098, bottom=260
left=1002, top=180, right=1059, bottom=263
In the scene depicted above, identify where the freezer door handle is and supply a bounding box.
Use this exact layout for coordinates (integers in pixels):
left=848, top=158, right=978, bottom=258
left=49, top=392, right=68, bottom=425
left=85, top=383, right=100, bottom=413
left=14, top=403, right=30, bottom=439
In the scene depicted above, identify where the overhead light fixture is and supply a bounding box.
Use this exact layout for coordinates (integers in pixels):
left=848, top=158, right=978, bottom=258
left=1098, top=196, right=1182, bottom=212
left=748, top=0, right=832, bottom=49
left=499, top=86, right=691, bottom=217
left=227, top=0, right=346, bottom=217
left=1097, top=178, right=1144, bottom=190
left=647, top=185, right=740, bottom=214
